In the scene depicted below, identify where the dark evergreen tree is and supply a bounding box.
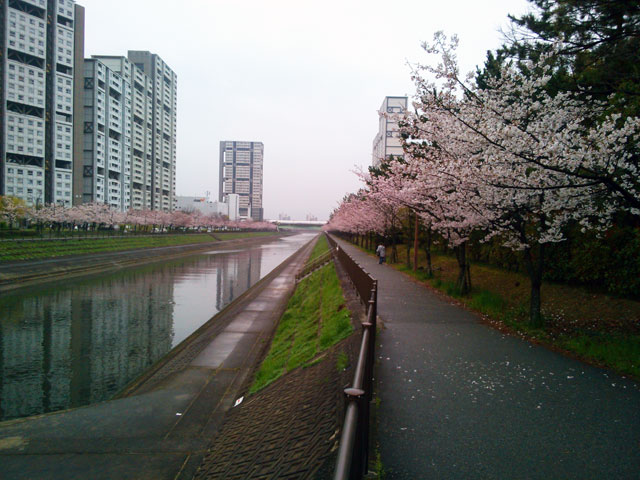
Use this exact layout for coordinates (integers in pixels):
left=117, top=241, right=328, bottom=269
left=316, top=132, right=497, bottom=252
left=493, top=0, right=640, bottom=115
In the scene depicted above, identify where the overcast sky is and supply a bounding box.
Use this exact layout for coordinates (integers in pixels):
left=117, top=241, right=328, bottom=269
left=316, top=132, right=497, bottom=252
left=79, top=0, right=532, bottom=220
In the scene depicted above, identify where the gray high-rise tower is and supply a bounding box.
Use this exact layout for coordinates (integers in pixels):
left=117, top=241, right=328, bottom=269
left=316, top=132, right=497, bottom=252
left=127, top=51, right=176, bottom=212
left=1, top=0, right=84, bottom=207
left=75, top=51, right=176, bottom=212
left=219, top=141, right=263, bottom=221
left=79, top=57, right=132, bottom=210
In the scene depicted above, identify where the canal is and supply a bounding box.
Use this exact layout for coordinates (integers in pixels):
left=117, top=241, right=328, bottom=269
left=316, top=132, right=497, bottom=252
left=0, top=233, right=316, bottom=422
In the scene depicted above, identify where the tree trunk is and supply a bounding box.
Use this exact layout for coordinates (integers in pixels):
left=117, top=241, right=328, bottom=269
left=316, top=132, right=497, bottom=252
left=413, top=214, right=419, bottom=272
left=523, top=243, right=544, bottom=327
left=406, top=228, right=412, bottom=269
left=455, top=242, right=471, bottom=296
left=390, top=231, right=398, bottom=263
left=424, top=227, right=433, bottom=277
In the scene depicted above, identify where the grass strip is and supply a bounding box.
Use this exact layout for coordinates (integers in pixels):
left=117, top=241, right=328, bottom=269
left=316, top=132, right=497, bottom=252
left=0, top=231, right=279, bottom=262
left=305, top=234, right=330, bottom=266
left=213, top=232, right=278, bottom=241
left=250, top=262, right=352, bottom=393
left=0, top=234, right=216, bottom=262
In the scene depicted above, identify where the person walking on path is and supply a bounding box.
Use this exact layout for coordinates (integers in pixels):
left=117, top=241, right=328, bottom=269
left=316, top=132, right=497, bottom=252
left=331, top=235, right=640, bottom=480
left=376, top=243, right=386, bottom=264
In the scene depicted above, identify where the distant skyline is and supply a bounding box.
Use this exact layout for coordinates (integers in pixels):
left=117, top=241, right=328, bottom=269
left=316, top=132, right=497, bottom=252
left=78, top=0, right=531, bottom=220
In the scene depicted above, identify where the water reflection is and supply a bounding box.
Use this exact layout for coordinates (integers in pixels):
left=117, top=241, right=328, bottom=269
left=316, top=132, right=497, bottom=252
left=0, top=233, right=314, bottom=421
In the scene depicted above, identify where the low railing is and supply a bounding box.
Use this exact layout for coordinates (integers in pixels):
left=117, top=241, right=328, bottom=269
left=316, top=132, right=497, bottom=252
left=327, top=235, right=375, bottom=304
left=327, top=233, right=377, bottom=480
left=295, top=250, right=333, bottom=282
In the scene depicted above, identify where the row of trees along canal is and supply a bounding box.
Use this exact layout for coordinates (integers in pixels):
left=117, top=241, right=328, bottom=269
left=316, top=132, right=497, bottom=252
left=0, top=200, right=276, bottom=237
left=327, top=0, right=640, bottom=327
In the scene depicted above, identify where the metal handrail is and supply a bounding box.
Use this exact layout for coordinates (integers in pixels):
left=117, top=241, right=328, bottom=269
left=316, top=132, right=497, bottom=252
left=295, top=250, right=333, bottom=282
left=329, top=232, right=377, bottom=480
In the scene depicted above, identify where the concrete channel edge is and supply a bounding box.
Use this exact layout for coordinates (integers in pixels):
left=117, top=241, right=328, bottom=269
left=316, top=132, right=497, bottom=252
left=0, top=233, right=292, bottom=293
left=116, top=234, right=319, bottom=399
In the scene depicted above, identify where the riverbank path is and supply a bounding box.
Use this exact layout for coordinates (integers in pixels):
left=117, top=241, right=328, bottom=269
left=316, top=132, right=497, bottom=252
left=333, top=237, right=640, bottom=479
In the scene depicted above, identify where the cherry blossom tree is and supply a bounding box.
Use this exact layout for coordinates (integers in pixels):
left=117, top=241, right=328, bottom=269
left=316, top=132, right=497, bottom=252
left=3, top=198, right=278, bottom=238
left=402, top=32, right=640, bottom=326
left=327, top=189, right=400, bottom=253
left=0, top=196, right=28, bottom=229
left=365, top=134, right=493, bottom=295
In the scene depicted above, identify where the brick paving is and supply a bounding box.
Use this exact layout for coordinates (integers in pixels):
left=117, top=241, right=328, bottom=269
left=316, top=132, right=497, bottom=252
left=193, top=335, right=360, bottom=480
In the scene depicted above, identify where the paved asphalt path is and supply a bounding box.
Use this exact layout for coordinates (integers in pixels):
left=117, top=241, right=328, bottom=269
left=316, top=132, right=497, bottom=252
left=335, top=239, right=640, bottom=479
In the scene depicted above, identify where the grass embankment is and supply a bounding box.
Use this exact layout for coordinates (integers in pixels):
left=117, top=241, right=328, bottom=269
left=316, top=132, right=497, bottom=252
left=368, top=244, right=640, bottom=379
left=305, top=234, right=330, bottom=266
left=250, top=260, right=353, bottom=393
left=0, top=231, right=278, bottom=262
left=213, top=231, right=278, bottom=241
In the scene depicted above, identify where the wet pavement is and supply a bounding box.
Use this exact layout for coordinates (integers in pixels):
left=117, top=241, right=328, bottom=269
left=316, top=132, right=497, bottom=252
left=0, top=236, right=316, bottom=479
left=333, top=238, right=640, bottom=480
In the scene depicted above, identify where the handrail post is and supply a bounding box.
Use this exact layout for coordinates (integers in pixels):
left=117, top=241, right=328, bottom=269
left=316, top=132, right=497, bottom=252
left=334, top=388, right=365, bottom=480
left=360, top=319, right=374, bottom=478
left=369, top=282, right=378, bottom=397
left=352, top=385, right=367, bottom=480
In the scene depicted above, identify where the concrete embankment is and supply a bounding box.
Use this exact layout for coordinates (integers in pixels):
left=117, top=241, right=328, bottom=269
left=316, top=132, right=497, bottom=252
left=0, top=234, right=316, bottom=479
left=0, top=233, right=289, bottom=293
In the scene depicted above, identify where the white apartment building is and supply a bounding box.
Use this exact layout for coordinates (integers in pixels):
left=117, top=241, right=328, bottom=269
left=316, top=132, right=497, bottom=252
left=128, top=51, right=177, bottom=212
left=1, top=0, right=84, bottom=207
left=78, top=52, right=175, bottom=212
left=128, top=61, right=153, bottom=210
left=91, top=55, right=153, bottom=211
left=372, top=96, right=407, bottom=167
left=81, top=58, right=131, bottom=210
left=219, top=141, right=263, bottom=222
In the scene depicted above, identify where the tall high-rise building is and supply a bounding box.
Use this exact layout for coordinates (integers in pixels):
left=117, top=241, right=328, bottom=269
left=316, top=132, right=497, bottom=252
left=89, top=55, right=153, bottom=211
left=125, top=58, right=153, bottom=210
left=1, top=0, right=84, bottom=207
left=80, top=58, right=131, bottom=210
left=219, top=141, right=264, bottom=221
left=77, top=52, right=174, bottom=212
left=127, top=51, right=176, bottom=212
left=372, top=96, right=407, bottom=167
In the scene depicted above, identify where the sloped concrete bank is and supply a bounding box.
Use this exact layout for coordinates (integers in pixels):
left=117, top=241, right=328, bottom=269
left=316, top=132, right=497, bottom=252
left=0, top=234, right=317, bottom=480
left=117, top=234, right=316, bottom=399
left=0, top=233, right=290, bottom=293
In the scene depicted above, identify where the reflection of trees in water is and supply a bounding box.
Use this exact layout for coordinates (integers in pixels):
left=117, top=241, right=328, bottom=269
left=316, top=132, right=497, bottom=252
left=0, top=270, right=175, bottom=421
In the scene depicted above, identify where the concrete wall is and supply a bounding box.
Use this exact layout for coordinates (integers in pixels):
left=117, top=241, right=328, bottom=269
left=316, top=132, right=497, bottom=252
left=175, top=194, right=239, bottom=220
